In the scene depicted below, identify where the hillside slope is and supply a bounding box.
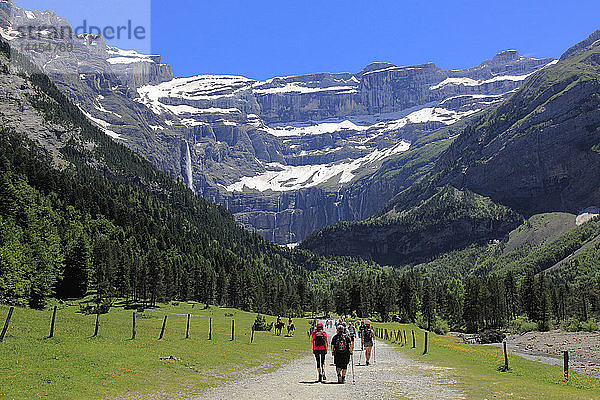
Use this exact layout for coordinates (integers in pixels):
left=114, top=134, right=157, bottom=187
left=439, top=31, right=600, bottom=214
left=0, top=37, right=310, bottom=312
left=301, top=186, right=522, bottom=265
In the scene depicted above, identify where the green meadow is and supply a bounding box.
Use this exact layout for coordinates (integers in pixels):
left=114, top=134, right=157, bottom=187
left=0, top=303, right=311, bottom=400
left=372, top=322, right=600, bottom=400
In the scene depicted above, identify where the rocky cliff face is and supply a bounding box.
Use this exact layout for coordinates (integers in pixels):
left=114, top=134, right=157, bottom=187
left=0, top=1, right=556, bottom=244
left=129, top=49, right=551, bottom=244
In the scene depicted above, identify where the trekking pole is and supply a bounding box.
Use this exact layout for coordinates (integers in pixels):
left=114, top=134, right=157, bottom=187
left=359, top=348, right=362, bottom=365
left=351, top=352, right=355, bottom=384
left=372, top=341, right=376, bottom=364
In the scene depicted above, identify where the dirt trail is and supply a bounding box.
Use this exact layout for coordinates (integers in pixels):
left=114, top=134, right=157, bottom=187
left=193, top=322, right=465, bottom=400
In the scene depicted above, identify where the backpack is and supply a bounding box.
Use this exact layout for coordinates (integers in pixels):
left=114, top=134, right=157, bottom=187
left=334, top=335, right=349, bottom=353
left=314, top=330, right=326, bottom=348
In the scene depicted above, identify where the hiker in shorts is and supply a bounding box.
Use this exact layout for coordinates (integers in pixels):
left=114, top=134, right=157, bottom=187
left=361, top=321, right=374, bottom=366
left=347, top=321, right=356, bottom=343
left=311, top=322, right=328, bottom=382
left=331, top=325, right=353, bottom=383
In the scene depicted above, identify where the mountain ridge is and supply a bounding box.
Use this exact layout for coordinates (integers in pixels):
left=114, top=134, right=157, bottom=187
left=0, top=1, right=559, bottom=245
left=300, top=30, right=600, bottom=264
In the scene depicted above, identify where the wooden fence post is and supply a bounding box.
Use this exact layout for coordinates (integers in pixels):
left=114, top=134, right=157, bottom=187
left=564, top=351, right=569, bottom=380
left=403, top=330, right=407, bottom=345
left=159, top=315, right=167, bottom=340
left=423, top=331, right=428, bottom=354
left=49, top=306, right=57, bottom=338
left=231, top=320, right=235, bottom=341
left=93, top=312, right=100, bottom=337
left=0, top=307, right=14, bottom=343
left=502, top=341, right=509, bottom=371
left=208, top=317, right=212, bottom=340
left=411, top=330, right=415, bottom=348
left=186, top=314, right=190, bottom=339
left=251, top=327, right=255, bottom=343
left=132, top=312, right=136, bottom=340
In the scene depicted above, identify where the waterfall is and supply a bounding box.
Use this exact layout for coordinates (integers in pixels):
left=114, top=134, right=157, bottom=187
left=335, top=187, right=343, bottom=222
left=273, top=195, right=281, bottom=243
left=289, top=208, right=293, bottom=243
left=185, top=140, right=194, bottom=192
left=358, top=191, right=364, bottom=220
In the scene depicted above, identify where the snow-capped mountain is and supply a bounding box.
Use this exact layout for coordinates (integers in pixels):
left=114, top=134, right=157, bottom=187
left=0, top=0, right=556, bottom=244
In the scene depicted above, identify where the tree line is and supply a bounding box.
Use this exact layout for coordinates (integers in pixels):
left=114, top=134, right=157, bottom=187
left=327, top=268, right=599, bottom=334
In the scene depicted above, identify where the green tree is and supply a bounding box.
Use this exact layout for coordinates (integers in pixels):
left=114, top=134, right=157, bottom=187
left=463, top=277, right=482, bottom=333
left=421, top=278, right=435, bottom=331
left=445, top=278, right=464, bottom=330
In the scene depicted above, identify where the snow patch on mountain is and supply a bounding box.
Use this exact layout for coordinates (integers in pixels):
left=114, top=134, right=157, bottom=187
left=106, top=47, right=157, bottom=64
left=372, top=107, right=481, bottom=133
left=266, top=120, right=370, bottom=137
left=0, top=27, right=19, bottom=41
left=264, top=104, right=479, bottom=139
left=107, top=57, right=153, bottom=65
left=429, top=74, right=530, bottom=90
left=80, top=110, right=122, bottom=140
left=227, top=140, right=410, bottom=192
left=576, top=206, right=600, bottom=226
left=136, top=75, right=254, bottom=114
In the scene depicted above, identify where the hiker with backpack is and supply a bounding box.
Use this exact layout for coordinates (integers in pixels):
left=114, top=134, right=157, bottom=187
left=361, top=321, right=375, bottom=365
left=331, top=325, right=353, bottom=383
left=311, top=322, right=328, bottom=382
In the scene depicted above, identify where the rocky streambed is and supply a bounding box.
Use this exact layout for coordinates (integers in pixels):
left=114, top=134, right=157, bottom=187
left=489, top=330, right=600, bottom=377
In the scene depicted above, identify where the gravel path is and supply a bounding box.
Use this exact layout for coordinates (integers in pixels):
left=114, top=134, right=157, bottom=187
left=194, top=323, right=465, bottom=400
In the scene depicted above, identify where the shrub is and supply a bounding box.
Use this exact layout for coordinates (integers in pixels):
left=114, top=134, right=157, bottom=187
left=581, top=319, right=598, bottom=332
left=537, top=319, right=551, bottom=332
left=479, top=329, right=506, bottom=344
left=508, top=316, right=537, bottom=334
left=79, top=300, right=111, bottom=315
left=417, top=313, right=450, bottom=335
left=432, top=317, right=450, bottom=335
left=562, top=317, right=598, bottom=332
left=252, top=314, right=272, bottom=331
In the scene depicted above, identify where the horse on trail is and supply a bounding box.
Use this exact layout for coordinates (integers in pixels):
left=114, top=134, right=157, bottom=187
left=286, top=322, right=295, bottom=336
left=274, top=321, right=285, bottom=336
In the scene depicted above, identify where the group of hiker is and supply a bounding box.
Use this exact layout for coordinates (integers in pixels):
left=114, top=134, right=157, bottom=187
left=310, top=319, right=375, bottom=384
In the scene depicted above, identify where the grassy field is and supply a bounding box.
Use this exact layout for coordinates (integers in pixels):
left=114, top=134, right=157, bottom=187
left=0, top=302, right=311, bottom=400
left=372, top=322, right=600, bottom=400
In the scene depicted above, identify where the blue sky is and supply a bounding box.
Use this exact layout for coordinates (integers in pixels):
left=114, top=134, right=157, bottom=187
left=16, top=0, right=600, bottom=80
